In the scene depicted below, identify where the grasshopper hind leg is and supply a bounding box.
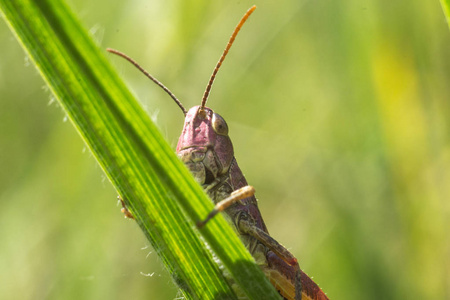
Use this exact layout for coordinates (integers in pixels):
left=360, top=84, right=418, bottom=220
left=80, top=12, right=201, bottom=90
left=237, top=213, right=303, bottom=300
left=265, top=251, right=301, bottom=300
left=239, top=215, right=329, bottom=300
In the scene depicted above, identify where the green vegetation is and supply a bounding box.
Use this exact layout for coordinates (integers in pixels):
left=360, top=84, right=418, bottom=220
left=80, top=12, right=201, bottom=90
left=1, top=0, right=449, bottom=299
left=0, top=0, right=278, bottom=299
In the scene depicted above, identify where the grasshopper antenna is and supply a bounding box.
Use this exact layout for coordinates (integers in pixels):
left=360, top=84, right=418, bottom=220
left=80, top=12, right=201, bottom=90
left=201, top=5, right=257, bottom=110
left=107, top=48, right=187, bottom=115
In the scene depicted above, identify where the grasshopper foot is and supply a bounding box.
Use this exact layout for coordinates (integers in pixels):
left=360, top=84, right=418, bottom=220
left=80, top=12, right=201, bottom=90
left=118, top=196, right=135, bottom=219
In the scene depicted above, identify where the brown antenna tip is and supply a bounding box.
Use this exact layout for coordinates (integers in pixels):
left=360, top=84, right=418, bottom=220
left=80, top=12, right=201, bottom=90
left=107, top=48, right=187, bottom=115
left=200, top=5, right=257, bottom=109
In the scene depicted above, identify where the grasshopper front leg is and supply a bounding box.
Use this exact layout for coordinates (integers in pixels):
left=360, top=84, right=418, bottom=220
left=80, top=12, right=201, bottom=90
left=197, top=186, right=255, bottom=228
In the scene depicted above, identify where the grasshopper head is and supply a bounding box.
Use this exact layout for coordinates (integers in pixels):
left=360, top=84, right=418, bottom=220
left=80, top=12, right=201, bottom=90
left=107, top=6, right=257, bottom=187
left=176, top=106, right=234, bottom=185
left=175, top=5, right=256, bottom=185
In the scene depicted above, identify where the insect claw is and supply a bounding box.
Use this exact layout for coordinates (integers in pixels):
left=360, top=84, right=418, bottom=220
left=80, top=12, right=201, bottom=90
left=196, top=220, right=205, bottom=229
left=118, top=195, right=135, bottom=219
left=196, top=208, right=220, bottom=228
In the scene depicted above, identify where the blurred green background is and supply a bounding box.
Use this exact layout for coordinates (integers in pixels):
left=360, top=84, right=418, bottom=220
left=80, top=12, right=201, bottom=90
left=1, top=0, right=449, bottom=299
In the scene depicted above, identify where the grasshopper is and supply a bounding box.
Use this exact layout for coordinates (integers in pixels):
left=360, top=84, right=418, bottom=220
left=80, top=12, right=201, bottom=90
left=109, top=6, right=328, bottom=300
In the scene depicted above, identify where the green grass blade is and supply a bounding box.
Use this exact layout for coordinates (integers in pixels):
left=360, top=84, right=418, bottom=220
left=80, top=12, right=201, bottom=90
left=0, top=0, right=281, bottom=299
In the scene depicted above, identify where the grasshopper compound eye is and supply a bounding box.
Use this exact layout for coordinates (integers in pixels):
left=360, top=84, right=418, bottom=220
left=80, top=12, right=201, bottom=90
left=212, top=113, right=229, bottom=136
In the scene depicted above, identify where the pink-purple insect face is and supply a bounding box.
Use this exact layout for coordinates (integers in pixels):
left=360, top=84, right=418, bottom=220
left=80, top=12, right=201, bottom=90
left=176, top=106, right=234, bottom=184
